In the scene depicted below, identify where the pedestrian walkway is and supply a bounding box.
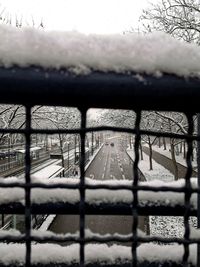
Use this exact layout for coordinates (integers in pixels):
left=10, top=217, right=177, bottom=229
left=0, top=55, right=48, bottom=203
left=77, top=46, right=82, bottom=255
left=142, top=146, right=197, bottom=178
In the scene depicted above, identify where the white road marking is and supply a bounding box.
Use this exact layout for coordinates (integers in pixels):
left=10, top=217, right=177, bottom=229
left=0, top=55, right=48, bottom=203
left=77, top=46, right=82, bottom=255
left=122, top=174, right=125, bottom=180
left=102, top=173, right=105, bottom=179
left=89, top=174, right=95, bottom=179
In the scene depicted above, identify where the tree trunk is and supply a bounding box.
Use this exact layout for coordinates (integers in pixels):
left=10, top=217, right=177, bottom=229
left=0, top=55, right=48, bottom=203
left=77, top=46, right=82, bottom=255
left=140, top=141, right=143, bottom=160
left=183, top=141, right=186, bottom=159
left=180, top=141, right=183, bottom=154
left=163, top=137, right=166, bottom=150
left=158, top=137, right=161, bottom=148
left=148, top=136, right=153, bottom=170
left=129, top=135, right=132, bottom=149
left=59, top=134, right=65, bottom=169
left=170, top=140, right=178, bottom=180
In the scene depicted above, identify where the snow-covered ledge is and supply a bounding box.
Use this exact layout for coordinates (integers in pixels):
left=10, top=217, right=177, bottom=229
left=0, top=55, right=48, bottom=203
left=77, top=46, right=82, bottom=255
left=0, top=177, right=197, bottom=214
left=0, top=243, right=196, bottom=266
left=1, top=24, right=200, bottom=78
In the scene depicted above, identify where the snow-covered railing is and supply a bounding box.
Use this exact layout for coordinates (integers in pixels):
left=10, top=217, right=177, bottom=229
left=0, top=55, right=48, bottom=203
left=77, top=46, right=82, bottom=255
left=0, top=177, right=198, bottom=216
left=0, top=25, right=200, bottom=267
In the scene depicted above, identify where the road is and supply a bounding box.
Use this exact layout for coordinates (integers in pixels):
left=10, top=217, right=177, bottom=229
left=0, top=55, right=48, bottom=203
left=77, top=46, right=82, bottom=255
left=49, top=134, right=149, bottom=243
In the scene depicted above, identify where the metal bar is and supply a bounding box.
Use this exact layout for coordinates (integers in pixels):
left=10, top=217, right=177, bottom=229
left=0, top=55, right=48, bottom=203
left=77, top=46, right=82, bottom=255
left=1, top=234, right=200, bottom=245
left=198, top=114, right=200, bottom=267
left=79, top=109, right=87, bottom=267
left=183, top=113, right=194, bottom=267
left=0, top=203, right=197, bottom=216
left=25, top=105, right=32, bottom=267
left=0, top=182, right=199, bottom=193
left=132, top=111, right=141, bottom=267
left=0, top=126, right=199, bottom=142
left=0, top=67, right=200, bottom=112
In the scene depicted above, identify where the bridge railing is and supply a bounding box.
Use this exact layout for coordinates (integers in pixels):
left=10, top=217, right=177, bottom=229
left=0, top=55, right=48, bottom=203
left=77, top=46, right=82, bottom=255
left=0, top=67, right=200, bottom=267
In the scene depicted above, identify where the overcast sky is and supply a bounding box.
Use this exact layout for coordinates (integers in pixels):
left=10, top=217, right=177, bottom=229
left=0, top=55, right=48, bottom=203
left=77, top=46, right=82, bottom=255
left=0, top=0, right=151, bottom=33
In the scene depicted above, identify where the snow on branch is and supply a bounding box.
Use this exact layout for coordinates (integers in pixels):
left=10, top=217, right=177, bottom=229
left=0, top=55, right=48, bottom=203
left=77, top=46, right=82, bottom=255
left=0, top=177, right=197, bottom=208
left=1, top=24, right=200, bottom=77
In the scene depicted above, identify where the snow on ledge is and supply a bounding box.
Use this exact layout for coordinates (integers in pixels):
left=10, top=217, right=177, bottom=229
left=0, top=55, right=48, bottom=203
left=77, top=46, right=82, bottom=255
left=0, top=243, right=197, bottom=265
left=0, top=228, right=146, bottom=240
left=1, top=25, right=200, bottom=77
left=0, top=177, right=197, bottom=208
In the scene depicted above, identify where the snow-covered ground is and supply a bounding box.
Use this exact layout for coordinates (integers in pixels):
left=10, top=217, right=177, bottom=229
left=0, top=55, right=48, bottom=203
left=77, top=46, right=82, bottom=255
left=126, top=148, right=197, bottom=238
left=151, top=144, right=197, bottom=169
left=127, top=148, right=174, bottom=182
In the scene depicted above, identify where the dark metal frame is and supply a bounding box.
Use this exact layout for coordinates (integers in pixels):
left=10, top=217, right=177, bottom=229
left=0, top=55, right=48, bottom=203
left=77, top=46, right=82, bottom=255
left=0, top=67, right=199, bottom=267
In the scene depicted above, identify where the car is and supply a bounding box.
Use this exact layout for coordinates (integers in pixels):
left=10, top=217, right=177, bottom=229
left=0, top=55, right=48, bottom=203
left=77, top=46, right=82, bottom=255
left=110, top=143, right=114, bottom=147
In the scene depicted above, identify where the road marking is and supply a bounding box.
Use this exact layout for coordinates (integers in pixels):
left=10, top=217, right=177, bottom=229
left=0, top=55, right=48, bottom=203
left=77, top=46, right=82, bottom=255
left=102, top=173, right=105, bottom=179
left=89, top=174, right=95, bottom=179
left=110, top=174, right=113, bottom=178
left=122, top=174, right=125, bottom=180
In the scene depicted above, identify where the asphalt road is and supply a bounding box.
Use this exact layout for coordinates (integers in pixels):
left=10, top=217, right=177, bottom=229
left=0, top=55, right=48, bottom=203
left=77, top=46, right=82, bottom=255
left=49, top=134, right=149, bottom=243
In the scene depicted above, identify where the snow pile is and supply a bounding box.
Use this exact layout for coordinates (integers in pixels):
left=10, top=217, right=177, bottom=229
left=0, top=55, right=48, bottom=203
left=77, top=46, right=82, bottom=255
left=0, top=176, right=197, bottom=208
left=0, top=243, right=197, bottom=265
left=1, top=24, right=200, bottom=77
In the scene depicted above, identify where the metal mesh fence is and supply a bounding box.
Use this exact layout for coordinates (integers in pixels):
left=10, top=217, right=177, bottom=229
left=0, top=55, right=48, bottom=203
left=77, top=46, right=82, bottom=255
left=0, top=67, right=199, bottom=267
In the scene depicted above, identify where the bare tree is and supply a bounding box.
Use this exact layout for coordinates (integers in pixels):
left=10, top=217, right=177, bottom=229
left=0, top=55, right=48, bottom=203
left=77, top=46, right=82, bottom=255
left=140, top=0, right=200, bottom=44
left=0, top=3, right=44, bottom=29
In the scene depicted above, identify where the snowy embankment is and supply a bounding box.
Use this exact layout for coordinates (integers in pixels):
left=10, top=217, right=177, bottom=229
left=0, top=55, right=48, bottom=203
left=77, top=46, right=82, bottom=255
left=127, top=148, right=197, bottom=238
left=151, top=144, right=197, bottom=169
left=127, top=148, right=174, bottom=182
left=1, top=24, right=200, bottom=78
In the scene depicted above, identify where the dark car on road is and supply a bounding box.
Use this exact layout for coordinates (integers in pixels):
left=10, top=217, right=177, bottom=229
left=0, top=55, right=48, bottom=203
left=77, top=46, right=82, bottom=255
left=110, top=143, right=114, bottom=147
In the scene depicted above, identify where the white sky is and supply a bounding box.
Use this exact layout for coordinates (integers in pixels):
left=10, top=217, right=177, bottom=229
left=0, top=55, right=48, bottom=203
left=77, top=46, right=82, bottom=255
left=0, top=0, right=151, bottom=34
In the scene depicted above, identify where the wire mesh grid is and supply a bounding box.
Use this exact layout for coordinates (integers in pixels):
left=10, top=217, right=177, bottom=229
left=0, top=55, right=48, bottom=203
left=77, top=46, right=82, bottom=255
left=0, top=65, right=200, bottom=267
left=0, top=103, right=198, bottom=267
